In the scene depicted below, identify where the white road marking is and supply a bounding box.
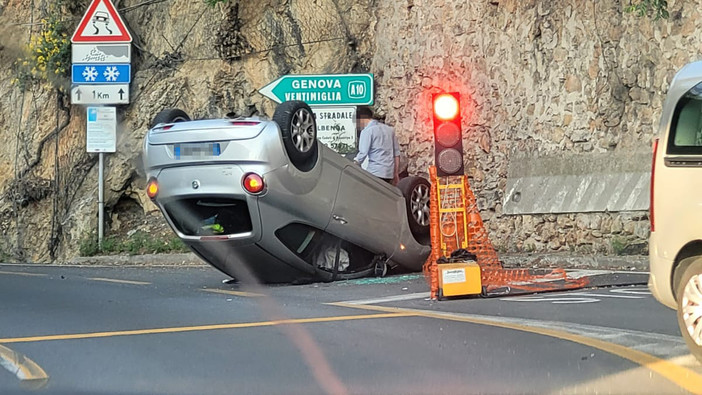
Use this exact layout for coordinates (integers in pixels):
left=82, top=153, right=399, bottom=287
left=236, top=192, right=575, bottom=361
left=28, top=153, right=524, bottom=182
left=610, top=288, right=652, bottom=295
left=566, top=269, right=648, bottom=279
left=337, top=292, right=430, bottom=305
left=501, top=296, right=601, bottom=304
left=567, top=292, right=645, bottom=299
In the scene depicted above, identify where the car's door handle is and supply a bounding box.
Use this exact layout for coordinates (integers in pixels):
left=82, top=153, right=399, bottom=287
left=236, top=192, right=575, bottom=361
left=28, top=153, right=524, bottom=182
left=332, top=214, right=348, bottom=225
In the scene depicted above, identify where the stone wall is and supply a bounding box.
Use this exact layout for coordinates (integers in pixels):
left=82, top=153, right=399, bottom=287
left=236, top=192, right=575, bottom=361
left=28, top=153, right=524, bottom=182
left=0, top=0, right=699, bottom=261
left=371, top=0, right=702, bottom=255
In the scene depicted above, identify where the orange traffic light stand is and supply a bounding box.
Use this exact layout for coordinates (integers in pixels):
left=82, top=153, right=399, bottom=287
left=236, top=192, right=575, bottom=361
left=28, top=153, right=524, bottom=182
left=437, top=262, right=482, bottom=300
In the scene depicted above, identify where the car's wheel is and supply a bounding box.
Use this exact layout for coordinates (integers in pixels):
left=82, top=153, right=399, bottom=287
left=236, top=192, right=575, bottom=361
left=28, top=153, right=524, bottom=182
left=151, top=108, right=190, bottom=128
left=273, top=101, right=318, bottom=171
left=676, top=258, right=702, bottom=363
left=397, top=176, right=431, bottom=237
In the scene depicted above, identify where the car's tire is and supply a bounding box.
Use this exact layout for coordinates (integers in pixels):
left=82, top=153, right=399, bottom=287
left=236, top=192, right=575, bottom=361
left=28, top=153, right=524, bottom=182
left=676, top=258, right=702, bottom=364
left=397, top=176, right=431, bottom=237
left=273, top=101, right=318, bottom=171
left=151, top=108, right=190, bottom=128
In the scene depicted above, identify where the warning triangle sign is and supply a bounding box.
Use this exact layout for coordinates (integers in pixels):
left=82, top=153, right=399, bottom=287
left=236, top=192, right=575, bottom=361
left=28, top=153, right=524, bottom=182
left=72, top=0, right=132, bottom=43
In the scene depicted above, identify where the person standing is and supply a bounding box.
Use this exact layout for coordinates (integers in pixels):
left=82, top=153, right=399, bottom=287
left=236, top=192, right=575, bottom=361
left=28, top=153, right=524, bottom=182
left=353, top=107, right=400, bottom=185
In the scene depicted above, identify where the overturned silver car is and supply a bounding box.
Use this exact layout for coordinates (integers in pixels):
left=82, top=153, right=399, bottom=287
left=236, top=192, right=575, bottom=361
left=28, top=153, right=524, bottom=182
left=143, top=101, right=431, bottom=283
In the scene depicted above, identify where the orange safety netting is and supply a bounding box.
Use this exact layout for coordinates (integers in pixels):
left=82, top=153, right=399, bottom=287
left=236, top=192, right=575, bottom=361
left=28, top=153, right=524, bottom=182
left=423, top=166, right=588, bottom=299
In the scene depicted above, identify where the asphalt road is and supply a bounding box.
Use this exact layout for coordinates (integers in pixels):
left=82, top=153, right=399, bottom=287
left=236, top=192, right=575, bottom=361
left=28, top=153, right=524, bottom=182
left=0, top=264, right=700, bottom=395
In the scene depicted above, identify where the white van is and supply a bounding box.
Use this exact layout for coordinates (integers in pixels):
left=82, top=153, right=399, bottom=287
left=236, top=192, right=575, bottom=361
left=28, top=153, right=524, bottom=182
left=649, top=61, right=702, bottom=363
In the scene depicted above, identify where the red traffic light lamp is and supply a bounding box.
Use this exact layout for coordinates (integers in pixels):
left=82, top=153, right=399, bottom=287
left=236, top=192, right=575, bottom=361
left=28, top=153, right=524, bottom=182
left=432, top=92, right=464, bottom=176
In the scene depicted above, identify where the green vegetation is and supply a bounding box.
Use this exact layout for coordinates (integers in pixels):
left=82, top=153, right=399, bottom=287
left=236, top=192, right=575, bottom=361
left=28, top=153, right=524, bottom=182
left=79, top=231, right=190, bottom=256
left=624, top=0, right=669, bottom=20
left=611, top=236, right=628, bottom=256
left=13, top=15, right=71, bottom=91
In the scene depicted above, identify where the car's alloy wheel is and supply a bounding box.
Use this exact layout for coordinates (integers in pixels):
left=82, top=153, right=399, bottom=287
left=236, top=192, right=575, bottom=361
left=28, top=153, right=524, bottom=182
left=410, top=183, right=430, bottom=226
left=273, top=100, right=318, bottom=172
left=397, top=176, right=431, bottom=238
left=291, top=108, right=315, bottom=154
left=681, top=272, right=702, bottom=346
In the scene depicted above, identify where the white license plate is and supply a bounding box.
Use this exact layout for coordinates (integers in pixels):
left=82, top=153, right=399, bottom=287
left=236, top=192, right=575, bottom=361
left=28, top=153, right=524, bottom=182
left=174, top=143, right=221, bottom=159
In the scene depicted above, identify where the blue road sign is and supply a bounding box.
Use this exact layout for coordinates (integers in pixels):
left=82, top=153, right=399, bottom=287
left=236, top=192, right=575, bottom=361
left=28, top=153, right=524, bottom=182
left=72, top=64, right=130, bottom=84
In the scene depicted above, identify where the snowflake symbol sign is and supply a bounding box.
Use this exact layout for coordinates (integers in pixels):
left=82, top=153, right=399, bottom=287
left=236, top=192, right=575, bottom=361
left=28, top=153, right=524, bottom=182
left=82, top=66, right=98, bottom=82
left=103, top=66, right=120, bottom=82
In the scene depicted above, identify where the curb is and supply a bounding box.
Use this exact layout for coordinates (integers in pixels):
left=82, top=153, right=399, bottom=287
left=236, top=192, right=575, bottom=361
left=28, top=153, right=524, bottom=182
left=54, top=252, right=649, bottom=271
left=65, top=253, right=207, bottom=267
left=499, top=253, right=648, bottom=272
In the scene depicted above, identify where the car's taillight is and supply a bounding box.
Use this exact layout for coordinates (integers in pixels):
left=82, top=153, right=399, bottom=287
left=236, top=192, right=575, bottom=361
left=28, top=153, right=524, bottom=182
left=231, top=121, right=261, bottom=126
left=650, top=138, right=659, bottom=232
left=146, top=178, right=159, bottom=199
left=242, top=173, right=264, bottom=194
left=162, top=125, right=174, bottom=131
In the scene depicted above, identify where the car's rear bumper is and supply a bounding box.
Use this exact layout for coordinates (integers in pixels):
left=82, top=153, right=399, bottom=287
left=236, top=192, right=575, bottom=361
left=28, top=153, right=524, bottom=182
left=649, top=232, right=676, bottom=309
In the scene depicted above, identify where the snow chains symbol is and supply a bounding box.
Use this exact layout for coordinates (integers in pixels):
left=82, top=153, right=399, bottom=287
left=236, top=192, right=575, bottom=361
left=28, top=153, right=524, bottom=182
left=103, top=66, right=120, bottom=82
left=82, top=66, right=98, bottom=82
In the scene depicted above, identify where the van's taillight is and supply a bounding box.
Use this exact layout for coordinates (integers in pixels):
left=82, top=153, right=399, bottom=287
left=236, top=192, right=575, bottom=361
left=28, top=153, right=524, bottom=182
left=650, top=138, right=659, bottom=232
left=231, top=121, right=260, bottom=126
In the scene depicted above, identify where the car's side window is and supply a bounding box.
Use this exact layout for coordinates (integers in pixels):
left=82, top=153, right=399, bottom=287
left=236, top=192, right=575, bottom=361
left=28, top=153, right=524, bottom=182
left=668, top=82, right=702, bottom=155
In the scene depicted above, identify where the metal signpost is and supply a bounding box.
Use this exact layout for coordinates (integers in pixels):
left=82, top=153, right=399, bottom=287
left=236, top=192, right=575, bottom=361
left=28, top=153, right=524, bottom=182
left=71, top=0, right=132, bottom=246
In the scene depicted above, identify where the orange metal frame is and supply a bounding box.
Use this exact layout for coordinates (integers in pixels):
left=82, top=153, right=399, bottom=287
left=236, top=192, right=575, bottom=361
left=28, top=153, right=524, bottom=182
left=423, top=166, right=588, bottom=299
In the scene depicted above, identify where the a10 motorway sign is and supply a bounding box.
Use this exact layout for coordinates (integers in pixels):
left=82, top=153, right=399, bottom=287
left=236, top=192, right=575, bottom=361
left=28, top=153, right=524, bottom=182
left=259, top=74, right=374, bottom=106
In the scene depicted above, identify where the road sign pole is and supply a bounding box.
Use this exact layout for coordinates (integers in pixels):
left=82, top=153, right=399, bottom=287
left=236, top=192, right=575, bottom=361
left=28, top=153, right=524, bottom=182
left=98, top=152, right=104, bottom=247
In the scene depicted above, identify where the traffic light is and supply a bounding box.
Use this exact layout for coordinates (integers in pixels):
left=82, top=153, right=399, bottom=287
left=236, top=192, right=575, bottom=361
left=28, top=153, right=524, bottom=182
left=432, top=92, right=464, bottom=176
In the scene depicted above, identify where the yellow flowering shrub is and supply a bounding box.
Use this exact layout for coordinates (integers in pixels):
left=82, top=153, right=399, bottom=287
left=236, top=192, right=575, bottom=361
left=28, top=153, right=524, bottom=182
left=13, top=16, right=71, bottom=90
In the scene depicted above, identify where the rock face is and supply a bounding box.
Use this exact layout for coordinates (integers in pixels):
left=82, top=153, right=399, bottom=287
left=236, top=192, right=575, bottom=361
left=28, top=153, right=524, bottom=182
left=0, top=0, right=694, bottom=261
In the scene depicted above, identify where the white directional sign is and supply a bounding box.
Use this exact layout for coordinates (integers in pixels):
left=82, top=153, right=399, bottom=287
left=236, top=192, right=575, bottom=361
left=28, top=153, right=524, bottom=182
left=311, top=106, right=357, bottom=154
left=72, top=43, right=130, bottom=63
left=72, top=84, right=128, bottom=105
left=86, top=107, right=117, bottom=153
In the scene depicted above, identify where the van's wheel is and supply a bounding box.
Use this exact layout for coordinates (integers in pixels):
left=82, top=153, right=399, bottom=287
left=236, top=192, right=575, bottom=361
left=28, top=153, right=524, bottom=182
left=676, top=259, right=702, bottom=363
left=397, top=176, right=431, bottom=237
left=151, top=109, right=190, bottom=128
left=273, top=101, right=318, bottom=171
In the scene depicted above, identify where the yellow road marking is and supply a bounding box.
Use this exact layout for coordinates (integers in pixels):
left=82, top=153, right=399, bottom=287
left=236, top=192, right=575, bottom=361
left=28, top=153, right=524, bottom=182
left=0, top=344, right=49, bottom=389
left=0, top=312, right=414, bottom=345
left=202, top=288, right=264, bottom=298
left=87, top=277, right=151, bottom=285
left=0, top=270, right=47, bottom=277
left=327, top=302, right=702, bottom=395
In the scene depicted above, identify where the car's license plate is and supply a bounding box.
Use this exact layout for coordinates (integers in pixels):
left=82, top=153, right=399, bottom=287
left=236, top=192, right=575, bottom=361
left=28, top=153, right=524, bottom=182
left=174, top=143, right=221, bottom=160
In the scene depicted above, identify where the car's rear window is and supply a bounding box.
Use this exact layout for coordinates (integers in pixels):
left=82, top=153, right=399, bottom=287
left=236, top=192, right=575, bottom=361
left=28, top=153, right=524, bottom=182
left=667, top=81, right=702, bottom=155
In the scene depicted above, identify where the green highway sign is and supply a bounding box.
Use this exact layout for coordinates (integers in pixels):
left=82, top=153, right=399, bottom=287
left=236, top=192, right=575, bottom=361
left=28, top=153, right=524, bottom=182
left=259, top=74, right=374, bottom=106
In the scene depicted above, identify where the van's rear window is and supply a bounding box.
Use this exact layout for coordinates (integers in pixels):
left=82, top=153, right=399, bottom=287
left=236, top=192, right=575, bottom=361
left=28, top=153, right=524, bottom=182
left=668, top=82, right=702, bottom=155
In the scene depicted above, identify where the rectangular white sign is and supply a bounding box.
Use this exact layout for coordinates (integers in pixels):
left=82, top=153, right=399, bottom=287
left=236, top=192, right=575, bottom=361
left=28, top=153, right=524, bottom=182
left=442, top=268, right=467, bottom=284
left=311, top=106, right=356, bottom=154
left=72, top=43, right=131, bottom=63
left=86, top=106, right=116, bottom=153
left=72, top=84, right=129, bottom=105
